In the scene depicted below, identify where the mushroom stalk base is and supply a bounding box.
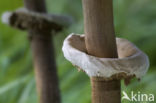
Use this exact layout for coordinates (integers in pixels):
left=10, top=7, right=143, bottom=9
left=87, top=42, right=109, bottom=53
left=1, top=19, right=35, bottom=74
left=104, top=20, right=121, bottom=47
left=91, top=77, right=121, bottom=103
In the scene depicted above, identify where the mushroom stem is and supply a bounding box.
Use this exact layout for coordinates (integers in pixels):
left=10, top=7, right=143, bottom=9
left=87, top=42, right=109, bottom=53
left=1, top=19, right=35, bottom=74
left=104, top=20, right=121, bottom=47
left=82, top=0, right=121, bottom=103
left=23, top=0, right=61, bottom=103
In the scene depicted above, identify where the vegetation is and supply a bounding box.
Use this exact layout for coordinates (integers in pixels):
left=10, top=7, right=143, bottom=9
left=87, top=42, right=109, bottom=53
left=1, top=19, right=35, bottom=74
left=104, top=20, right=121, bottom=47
left=0, top=0, right=156, bottom=103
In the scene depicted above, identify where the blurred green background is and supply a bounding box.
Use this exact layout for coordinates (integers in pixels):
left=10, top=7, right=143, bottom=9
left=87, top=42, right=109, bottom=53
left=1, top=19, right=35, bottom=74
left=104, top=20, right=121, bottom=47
left=0, top=0, right=156, bottom=103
